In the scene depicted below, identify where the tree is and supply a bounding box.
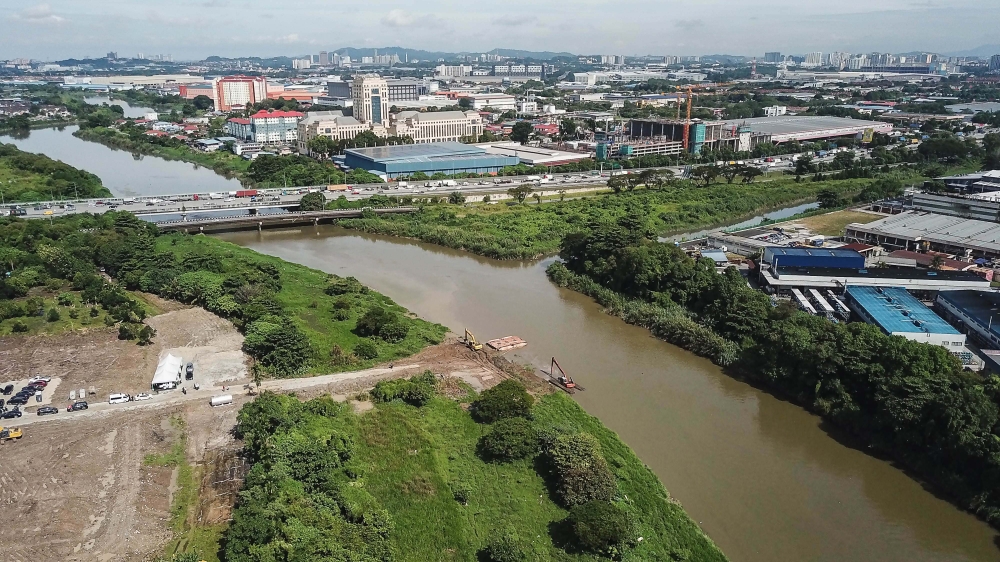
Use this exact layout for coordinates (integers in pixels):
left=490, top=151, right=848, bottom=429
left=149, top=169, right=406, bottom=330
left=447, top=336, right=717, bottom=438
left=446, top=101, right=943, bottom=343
left=532, top=192, right=542, bottom=204
left=546, top=432, right=617, bottom=507
left=355, top=306, right=397, bottom=338
left=817, top=188, right=840, bottom=209
left=448, top=191, right=466, bottom=204
left=607, top=174, right=629, bottom=194
left=559, top=118, right=578, bottom=139
left=510, top=121, right=534, bottom=144
left=458, top=97, right=473, bottom=110
left=930, top=254, right=945, bottom=270
left=566, top=501, right=637, bottom=557
left=478, top=417, right=539, bottom=462
left=307, top=136, right=336, bottom=158
left=639, top=168, right=673, bottom=190
left=46, top=308, right=60, bottom=322
left=794, top=155, right=815, bottom=179
left=740, top=166, right=763, bottom=183
left=507, top=184, right=533, bottom=204
left=690, top=165, right=719, bottom=186
left=192, top=95, right=214, bottom=110
left=720, top=164, right=741, bottom=184
left=298, top=191, right=326, bottom=211
left=471, top=379, right=534, bottom=423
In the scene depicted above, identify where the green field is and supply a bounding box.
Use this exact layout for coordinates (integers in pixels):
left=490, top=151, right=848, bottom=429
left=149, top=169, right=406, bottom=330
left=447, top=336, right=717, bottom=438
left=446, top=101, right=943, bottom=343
left=154, top=234, right=447, bottom=374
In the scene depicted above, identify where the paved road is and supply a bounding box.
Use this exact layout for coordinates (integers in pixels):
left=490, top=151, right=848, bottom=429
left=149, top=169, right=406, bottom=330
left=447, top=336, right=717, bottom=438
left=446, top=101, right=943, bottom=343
left=3, top=363, right=420, bottom=428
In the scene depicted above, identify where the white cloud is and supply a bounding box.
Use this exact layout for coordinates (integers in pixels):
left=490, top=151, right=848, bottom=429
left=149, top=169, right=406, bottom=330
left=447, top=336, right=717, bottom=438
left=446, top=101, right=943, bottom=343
left=380, top=9, right=441, bottom=28
left=11, top=4, right=66, bottom=24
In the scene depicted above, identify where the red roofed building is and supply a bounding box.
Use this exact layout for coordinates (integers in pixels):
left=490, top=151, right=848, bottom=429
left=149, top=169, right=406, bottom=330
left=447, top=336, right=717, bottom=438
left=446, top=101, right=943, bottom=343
left=533, top=123, right=559, bottom=137
left=224, top=110, right=303, bottom=144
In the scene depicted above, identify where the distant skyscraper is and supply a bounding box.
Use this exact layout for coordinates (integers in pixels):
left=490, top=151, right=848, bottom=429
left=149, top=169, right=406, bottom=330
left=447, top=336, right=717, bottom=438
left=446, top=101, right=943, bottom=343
left=990, top=54, right=1000, bottom=71
left=351, top=75, right=389, bottom=125
left=804, top=52, right=823, bottom=66
left=213, top=75, right=268, bottom=111
left=319, top=51, right=329, bottom=65
left=764, top=52, right=781, bottom=63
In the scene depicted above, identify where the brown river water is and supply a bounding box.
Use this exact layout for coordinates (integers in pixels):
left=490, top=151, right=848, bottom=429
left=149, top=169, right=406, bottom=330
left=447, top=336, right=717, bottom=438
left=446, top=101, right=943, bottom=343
left=218, top=226, right=1000, bottom=562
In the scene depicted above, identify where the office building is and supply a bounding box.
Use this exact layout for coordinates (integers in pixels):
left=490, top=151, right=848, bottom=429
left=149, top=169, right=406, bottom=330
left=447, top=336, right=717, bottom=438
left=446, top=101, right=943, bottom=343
left=991, top=55, right=1000, bottom=72
left=762, top=105, right=787, bottom=117
left=292, top=58, right=311, bottom=70
left=352, top=74, right=389, bottom=125
left=388, top=111, right=483, bottom=143
left=844, top=286, right=966, bottom=349
left=319, top=51, right=329, bottom=66
left=296, top=111, right=369, bottom=154
left=330, top=78, right=429, bottom=103
left=343, top=142, right=519, bottom=179
left=248, top=109, right=302, bottom=144
left=212, top=75, right=268, bottom=111
left=465, top=93, right=517, bottom=111
left=764, top=52, right=782, bottom=63
left=434, top=64, right=473, bottom=77
left=804, top=52, right=824, bottom=66
left=493, top=64, right=544, bottom=76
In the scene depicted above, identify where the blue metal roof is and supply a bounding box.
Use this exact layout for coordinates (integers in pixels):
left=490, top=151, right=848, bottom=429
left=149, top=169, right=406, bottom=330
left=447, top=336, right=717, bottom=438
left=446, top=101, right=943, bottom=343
left=846, top=286, right=959, bottom=335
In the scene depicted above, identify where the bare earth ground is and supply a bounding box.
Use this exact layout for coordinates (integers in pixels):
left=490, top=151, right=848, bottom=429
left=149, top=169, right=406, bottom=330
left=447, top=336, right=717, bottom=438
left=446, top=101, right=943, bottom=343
left=0, top=304, right=523, bottom=562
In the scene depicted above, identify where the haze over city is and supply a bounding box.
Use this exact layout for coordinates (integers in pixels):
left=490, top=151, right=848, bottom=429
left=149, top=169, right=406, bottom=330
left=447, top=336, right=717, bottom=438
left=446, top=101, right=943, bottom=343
left=2, top=0, right=999, bottom=59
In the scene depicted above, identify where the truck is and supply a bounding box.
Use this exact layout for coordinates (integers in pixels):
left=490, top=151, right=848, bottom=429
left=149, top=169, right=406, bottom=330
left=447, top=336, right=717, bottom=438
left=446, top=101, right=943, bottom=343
left=526, top=175, right=541, bottom=182
left=326, top=184, right=349, bottom=192
left=236, top=189, right=258, bottom=198
left=441, top=180, right=458, bottom=187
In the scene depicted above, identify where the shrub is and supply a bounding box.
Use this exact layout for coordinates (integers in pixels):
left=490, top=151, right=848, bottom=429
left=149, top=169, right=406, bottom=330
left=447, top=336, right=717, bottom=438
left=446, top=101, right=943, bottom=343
left=378, top=321, right=409, bottom=343
left=137, top=325, right=156, bottom=345
left=481, top=529, right=528, bottom=562
left=57, top=293, right=74, bottom=306
left=547, top=432, right=617, bottom=507
left=299, top=191, right=326, bottom=211
left=355, top=306, right=397, bottom=338
left=68, top=308, right=79, bottom=319
left=325, top=276, right=366, bottom=295
left=243, top=318, right=312, bottom=375
left=332, top=308, right=352, bottom=321
left=89, top=307, right=100, bottom=317
left=329, top=344, right=357, bottom=366
left=566, top=500, right=636, bottom=557
left=478, top=417, right=539, bottom=462
left=46, top=308, right=61, bottom=322
left=354, top=338, right=379, bottom=360
left=451, top=480, right=471, bottom=505
left=118, top=322, right=140, bottom=340
left=471, top=379, right=534, bottom=423
left=11, top=320, right=29, bottom=333
left=370, top=371, right=434, bottom=406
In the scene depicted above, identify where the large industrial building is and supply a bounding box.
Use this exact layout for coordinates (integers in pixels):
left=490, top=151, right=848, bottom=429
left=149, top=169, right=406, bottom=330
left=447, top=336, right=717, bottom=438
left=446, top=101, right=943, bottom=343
left=476, top=142, right=592, bottom=166
left=936, top=291, right=1000, bottom=349
left=844, top=286, right=966, bottom=349
left=343, top=142, right=519, bottom=179
left=845, top=211, right=1000, bottom=259
left=390, top=111, right=483, bottom=144
left=625, top=115, right=893, bottom=154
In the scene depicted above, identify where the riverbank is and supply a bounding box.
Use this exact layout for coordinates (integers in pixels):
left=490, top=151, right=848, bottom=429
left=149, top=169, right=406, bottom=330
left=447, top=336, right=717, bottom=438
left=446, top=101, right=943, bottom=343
left=0, top=141, right=110, bottom=202
left=547, top=218, right=1000, bottom=533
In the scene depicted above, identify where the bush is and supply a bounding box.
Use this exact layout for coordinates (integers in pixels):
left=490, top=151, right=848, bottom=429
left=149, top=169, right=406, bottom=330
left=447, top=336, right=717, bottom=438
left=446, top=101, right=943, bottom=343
left=547, top=432, right=617, bottom=507
left=329, top=344, right=357, bottom=366
left=478, top=417, right=539, bottom=462
left=481, top=529, right=529, bottom=562
left=11, top=320, right=29, bottom=333
left=370, top=371, right=435, bottom=406
left=332, top=308, right=352, bottom=321
left=68, top=308, right=79, bottom=319
left=137, top=324, right=156, bottom=345
left=46, top=308, right=61, bottom=322
left=379, top=321, right=409, bottom=343
left=325, top=276, right=366, bottom=295
left=354, top=338, right=379, bottom=360
left=57, top=293, right=74, bottom=306
left=451, top=480, right=471, bottom=505
left=471, top=379, right=534, bottom=423
left=566, top=500, right=636, bottom=557
left=355, top=306, right=397, bottom=338
left=89, top=307, right=100, bottom=317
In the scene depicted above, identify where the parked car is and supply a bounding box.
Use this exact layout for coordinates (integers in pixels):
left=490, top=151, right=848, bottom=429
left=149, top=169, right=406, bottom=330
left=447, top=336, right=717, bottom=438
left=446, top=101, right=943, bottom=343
left=2, top=409, right=22, bottom=419
left=185, top=363, right=194, bottom=380
left=133, top=393, right=152, bottom=401
left=108, top=393, right=130, bottom=405
left=28, top=376, right=50, bottom=384
left=36, top=406, right=59, bottom=416
left=0, top=399, right=4, bottom=410
left=7, top=397, right=27, bottom=407
left=67, top=401, right=88, bottom=412
left=1, top=384, right=12, bottom=395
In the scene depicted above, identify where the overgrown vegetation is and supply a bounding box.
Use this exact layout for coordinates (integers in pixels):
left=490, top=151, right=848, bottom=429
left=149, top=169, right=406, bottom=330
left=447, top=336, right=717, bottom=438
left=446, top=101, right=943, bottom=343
left=0, top=213, right=445, bottom=375
left=225, top=379, right=726, bottom=561
left=0, top=142, right=110, bottom=202
left=548, top=210, right=1000, bottom=530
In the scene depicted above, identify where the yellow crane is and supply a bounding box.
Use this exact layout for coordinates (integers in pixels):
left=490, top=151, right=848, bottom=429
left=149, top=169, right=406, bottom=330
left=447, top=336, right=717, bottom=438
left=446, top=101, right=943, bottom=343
left=464, top=329, right=483, bottom=351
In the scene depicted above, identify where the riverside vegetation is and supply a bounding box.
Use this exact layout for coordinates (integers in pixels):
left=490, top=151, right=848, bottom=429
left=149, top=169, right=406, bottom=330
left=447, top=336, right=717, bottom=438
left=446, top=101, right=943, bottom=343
left=0, top=212, right=445, bottom=376
left=224, top=375, right=725, bottom=562
left=0, top=142, right=111, bottom=202
left=545, top=207, right=1000, bottom=530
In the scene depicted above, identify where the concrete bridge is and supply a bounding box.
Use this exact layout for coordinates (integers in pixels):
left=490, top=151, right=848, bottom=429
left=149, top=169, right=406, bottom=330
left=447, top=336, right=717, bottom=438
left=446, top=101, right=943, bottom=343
left=156, top=207, right=418, bottom=234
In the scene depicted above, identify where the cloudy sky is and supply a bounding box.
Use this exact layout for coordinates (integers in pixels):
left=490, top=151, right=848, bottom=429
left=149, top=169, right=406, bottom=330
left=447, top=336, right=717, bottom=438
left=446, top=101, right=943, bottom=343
left=2, top=0, right=998, bottom=60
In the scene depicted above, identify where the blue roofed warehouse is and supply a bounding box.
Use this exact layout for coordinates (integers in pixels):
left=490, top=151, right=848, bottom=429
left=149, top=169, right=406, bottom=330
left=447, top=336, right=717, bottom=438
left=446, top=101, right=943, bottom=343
left=844, top=286, right=966, bottom=352
left=343, top=142, right=520, bottom=179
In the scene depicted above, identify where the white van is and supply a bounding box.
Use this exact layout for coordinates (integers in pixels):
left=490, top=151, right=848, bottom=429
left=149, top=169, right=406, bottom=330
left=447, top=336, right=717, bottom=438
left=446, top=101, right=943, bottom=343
left=109, top=393, right=130, bottom=404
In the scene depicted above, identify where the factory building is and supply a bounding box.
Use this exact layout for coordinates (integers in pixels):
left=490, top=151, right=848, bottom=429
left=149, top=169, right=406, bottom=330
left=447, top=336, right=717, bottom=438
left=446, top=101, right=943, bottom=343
left=845, top=211, right=1000, bottom=259
left=844, top=286, right=966, bottom=350
left=717, top=116, right=893, bottom=144
left=343, top=142, right=519, bottom=179
left=911, top=192, right=1000, bottom=223
left=936, top=291, right=1000, bottom=350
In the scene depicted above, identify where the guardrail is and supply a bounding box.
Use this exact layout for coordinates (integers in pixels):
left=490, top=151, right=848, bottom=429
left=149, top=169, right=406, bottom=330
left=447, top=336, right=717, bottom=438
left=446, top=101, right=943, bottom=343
left=156, top=207, right=418, bottom=232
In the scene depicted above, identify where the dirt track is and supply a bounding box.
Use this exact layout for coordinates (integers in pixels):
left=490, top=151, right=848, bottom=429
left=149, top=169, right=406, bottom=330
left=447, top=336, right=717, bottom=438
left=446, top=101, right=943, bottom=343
left=0, top=304, right=514, bottom=562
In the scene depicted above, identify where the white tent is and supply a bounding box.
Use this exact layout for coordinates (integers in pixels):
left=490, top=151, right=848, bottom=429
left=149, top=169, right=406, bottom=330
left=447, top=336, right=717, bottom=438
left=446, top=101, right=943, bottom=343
left=151, top=353, right=183, bottom=389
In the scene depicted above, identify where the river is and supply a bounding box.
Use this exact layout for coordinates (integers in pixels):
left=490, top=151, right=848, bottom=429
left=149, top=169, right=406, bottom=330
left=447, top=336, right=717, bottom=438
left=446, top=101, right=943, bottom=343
left=0, top=98, right=241, bottom=197
left=217, top=226, right=1000, bottom=562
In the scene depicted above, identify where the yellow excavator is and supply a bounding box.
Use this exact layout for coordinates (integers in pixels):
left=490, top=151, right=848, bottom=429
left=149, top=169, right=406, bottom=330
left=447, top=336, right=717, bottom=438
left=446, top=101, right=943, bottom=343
left=464, top=329, right=483, bottom=351
left=0, top=427, right=23, bottom=441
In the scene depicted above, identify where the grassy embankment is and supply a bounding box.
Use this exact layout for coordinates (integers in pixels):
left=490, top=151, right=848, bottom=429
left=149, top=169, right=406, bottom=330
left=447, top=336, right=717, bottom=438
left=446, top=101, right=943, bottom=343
left=355, top=391, right=725, bottom=561
left=0, top=287, right=160, bottom=337
left=153, top=233, right=447, bottom=374
left=73, top=126, right=251, bottom=180
left=338, top=175, right=883, bottom=259
left=0, top=142, right=111, bottom=202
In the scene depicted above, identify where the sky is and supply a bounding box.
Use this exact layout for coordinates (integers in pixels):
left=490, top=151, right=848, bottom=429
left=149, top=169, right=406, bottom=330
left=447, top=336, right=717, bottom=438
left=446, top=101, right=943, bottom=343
left=2, top=0, right=999, bottom=60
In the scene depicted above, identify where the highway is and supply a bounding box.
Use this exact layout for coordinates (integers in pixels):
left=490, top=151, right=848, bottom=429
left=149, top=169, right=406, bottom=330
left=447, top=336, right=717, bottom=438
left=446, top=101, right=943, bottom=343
left=4, top=149, right=850, bottom=221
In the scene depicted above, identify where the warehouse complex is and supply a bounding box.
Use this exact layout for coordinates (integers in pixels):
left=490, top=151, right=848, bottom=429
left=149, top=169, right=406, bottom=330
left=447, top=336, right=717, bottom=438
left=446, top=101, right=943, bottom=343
left=845, top=211, right=1000, bottom=259
left=844, top=286, right=966, bottom=349
left=343, top=142, right=519, bottom=178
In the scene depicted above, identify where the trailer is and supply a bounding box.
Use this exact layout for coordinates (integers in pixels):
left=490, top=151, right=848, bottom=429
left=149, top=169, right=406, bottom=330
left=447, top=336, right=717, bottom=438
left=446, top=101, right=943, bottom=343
left=210, top=394, right=233, bottom=407
left=791, top=288, right=818, bottom=315
left=808, top=289, right=836, bottom=316
left=236, top=190, right=258, bottom=198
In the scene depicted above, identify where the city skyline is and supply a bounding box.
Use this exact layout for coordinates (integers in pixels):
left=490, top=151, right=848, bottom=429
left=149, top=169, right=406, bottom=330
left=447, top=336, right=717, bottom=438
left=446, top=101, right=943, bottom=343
left=1, top=0, right=998, bottom=60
